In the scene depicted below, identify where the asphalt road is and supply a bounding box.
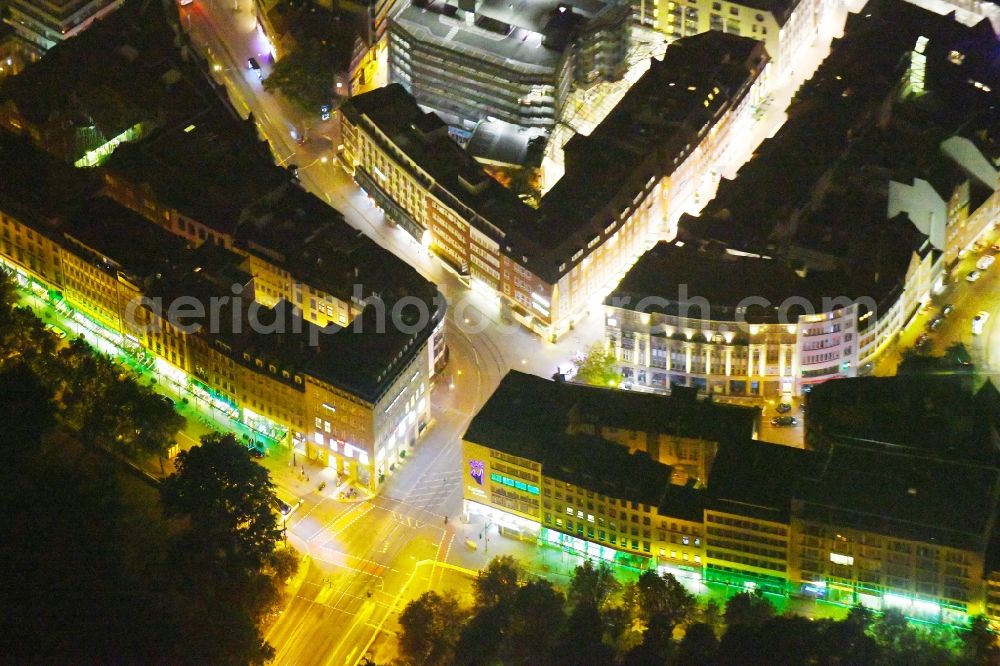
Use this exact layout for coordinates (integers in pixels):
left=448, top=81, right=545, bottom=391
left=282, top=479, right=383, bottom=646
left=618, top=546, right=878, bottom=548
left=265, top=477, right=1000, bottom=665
left=172, top=1, right=995, bottom=661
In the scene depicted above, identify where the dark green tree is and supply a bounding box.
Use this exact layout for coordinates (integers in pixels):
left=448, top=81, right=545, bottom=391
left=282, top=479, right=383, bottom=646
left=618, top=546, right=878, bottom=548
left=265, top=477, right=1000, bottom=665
left=673, top=622, right=718, bottom=665
left=722, top=590, right=774, bottom=629
left=263, top=39, right=336, bottom=114
left=398, top=591, right=466, bottom=666
left=161, top=432, right=282, bottom=576
left=473, top=555, right=522, bottom=611
left=128, top=388, right=184, bottom=471
left=623, top=610, right=677, bottom=666
left=698, top=599, right=725, bottom=637
left=569, top=559, right=621, bottom=610
left=0, top=271, right=16, bottom=314
left=554, top=603, right=616, bottom=666
left=453, top=604, right=508, bottom=666
left=624, top=570, right=696, bottom=634
left=959, top=615, right=1000, bottom=665
left=502, top=579, right=566, bottom=665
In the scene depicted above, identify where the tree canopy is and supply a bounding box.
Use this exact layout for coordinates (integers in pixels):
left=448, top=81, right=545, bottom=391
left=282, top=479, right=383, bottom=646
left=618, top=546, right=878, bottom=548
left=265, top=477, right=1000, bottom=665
left=573, top=342, right=622, bottom=387
left=263, top=39, right=337, bottom=114
left=399, top=556, right=995, bottom=666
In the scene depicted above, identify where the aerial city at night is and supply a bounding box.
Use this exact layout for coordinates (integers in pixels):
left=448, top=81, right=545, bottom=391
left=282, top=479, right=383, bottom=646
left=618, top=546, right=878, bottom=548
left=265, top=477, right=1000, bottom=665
left=0, top=0, right=998, bottom=661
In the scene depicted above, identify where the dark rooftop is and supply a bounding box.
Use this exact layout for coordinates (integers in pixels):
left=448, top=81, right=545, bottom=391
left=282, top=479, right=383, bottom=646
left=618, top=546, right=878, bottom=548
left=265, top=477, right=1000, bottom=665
left=680, top=0, right=1000, bottom=260
left=794, top=444, right=1000, bottom=551
left=541, top=433, right=674, bottom=507
left=0, top=0, right=213, bottom=161
left=145, top=274, right=444, bottom=403
left=105, top=108, right=287, bottom=236
left=706, top=438, right=813, bottom=523
left=343, top=30, right=766, bottom=282
left=805, top=376, right=1000, bottom=466
left=236, top=183, right=438, bottom=305
left=537, top=32, right=766, bottom=264
left=611, top=206, right=929, bottom=319
left=464, top=371, right=759, bottom=504
left=465, top=370, right=758, bottom=447
left=0, top=130, right=99, bottom=227
left=62, top=196, right=190, bottom=281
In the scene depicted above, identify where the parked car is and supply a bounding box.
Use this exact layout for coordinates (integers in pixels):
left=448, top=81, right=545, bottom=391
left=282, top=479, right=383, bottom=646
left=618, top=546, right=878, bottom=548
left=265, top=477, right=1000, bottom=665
left=927, top=317, right=944, bottom=331
left=941, top=304, right=954, bottom=317
left=915, top=333, right=931, bottom=349
left=776, top=402, right=792, bottom=414
left=976, top=254, right=995, bottom=271
left=967, top=270, right=982, bottom=283
left=44, top=324, right=66, bottom=339
left=249, top=446, right=265, bottom=459
left=247, top=57, right=262, bottom=78
left=771, top=416, right=799, bottom=427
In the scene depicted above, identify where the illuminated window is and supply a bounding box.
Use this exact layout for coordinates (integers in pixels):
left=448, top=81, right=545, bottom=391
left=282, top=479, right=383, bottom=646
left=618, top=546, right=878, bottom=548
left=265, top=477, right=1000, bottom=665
left=830, top=552, right=854, bottom=566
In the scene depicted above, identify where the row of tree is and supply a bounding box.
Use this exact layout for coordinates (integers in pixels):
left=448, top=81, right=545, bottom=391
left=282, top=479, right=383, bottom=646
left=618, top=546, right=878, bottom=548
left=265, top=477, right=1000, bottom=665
left=0, top=275, right=296, bottom=662
left=0, top=276, right=184, bottom=469
left=397, top=557, right=998, bottom=666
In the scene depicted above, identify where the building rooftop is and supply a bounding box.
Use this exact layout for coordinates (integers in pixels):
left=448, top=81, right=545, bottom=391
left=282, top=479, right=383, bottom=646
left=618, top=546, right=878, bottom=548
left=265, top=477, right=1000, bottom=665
left=62, top=196, right=190, bottom=281
left=537, top=32, right=766, bottom=260
left=805, top=376, right=1000, bottom=466
left=236, top=184, right=438, bottom=306
left=146, top=275, right=444, bottom=403
left=346, top=30, right=766, bottom=282
left=0, top=130, right=99, bottom=227
left=706, top=438, right=812, bottom=523
left=105, top=108, right=287, bottom=236
left=393, top=0, right=621, bottom=73
left=607, top=223, right=926, bottom=322
left=341, top=83, right=537, bottom=259
left=393, top=1, right=561, bottom=72
left=680, top=0, right=1000, bottom=259
left=465, top=370, right=759, bottom=446
left=541, top=433, right=674, bottom=506
left=0, top=0, right=212, bottom=160
left=467, top=119, right=545, bottom=167
left=794, top=444, right=1000, bottom=551
left=464, top=371, right=759, bottom=503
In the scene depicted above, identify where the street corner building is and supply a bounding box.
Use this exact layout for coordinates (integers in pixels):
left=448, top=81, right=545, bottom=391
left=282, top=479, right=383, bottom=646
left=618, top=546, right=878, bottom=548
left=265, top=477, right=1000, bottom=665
left=460, top=370, right=1000, bottom=628
left=339, top=30, right=770, bottom=340
left=0, top=36, right=448, bottom=493
left=605, top=0, right=1000, bottom=398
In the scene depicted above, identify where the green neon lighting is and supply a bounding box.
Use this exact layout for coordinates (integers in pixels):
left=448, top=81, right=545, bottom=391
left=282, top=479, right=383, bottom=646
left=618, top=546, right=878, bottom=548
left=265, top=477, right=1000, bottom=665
left=490, top=472, right=539, bottom=495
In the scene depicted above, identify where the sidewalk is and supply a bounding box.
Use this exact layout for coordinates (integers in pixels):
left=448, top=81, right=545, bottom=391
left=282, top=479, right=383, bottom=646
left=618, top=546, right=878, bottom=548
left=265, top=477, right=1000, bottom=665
left=261, top=446, right=373, bottom=504
left=444, top=512, right=641, bottom=589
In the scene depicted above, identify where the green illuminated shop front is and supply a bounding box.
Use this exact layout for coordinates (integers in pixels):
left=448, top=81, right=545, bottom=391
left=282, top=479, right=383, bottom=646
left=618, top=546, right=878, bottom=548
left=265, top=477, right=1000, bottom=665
left=539, top=527, right=652, bottom=570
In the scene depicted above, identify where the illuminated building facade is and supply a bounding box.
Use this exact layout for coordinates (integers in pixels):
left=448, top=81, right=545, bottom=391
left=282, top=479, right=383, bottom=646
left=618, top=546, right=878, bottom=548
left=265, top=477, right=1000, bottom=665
left=617, top=1, right=1000, bottom=395
left=341, top=31, right=768, bottom=339
left=463, top=371, right=1000, bottom=625
left=604, top=235, right=935, bottom=397
left=4, top=0, right=124, bottom=53
left=652, top=0, right=832, bottom=77
left=0, top=128, right=445, bottom=492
